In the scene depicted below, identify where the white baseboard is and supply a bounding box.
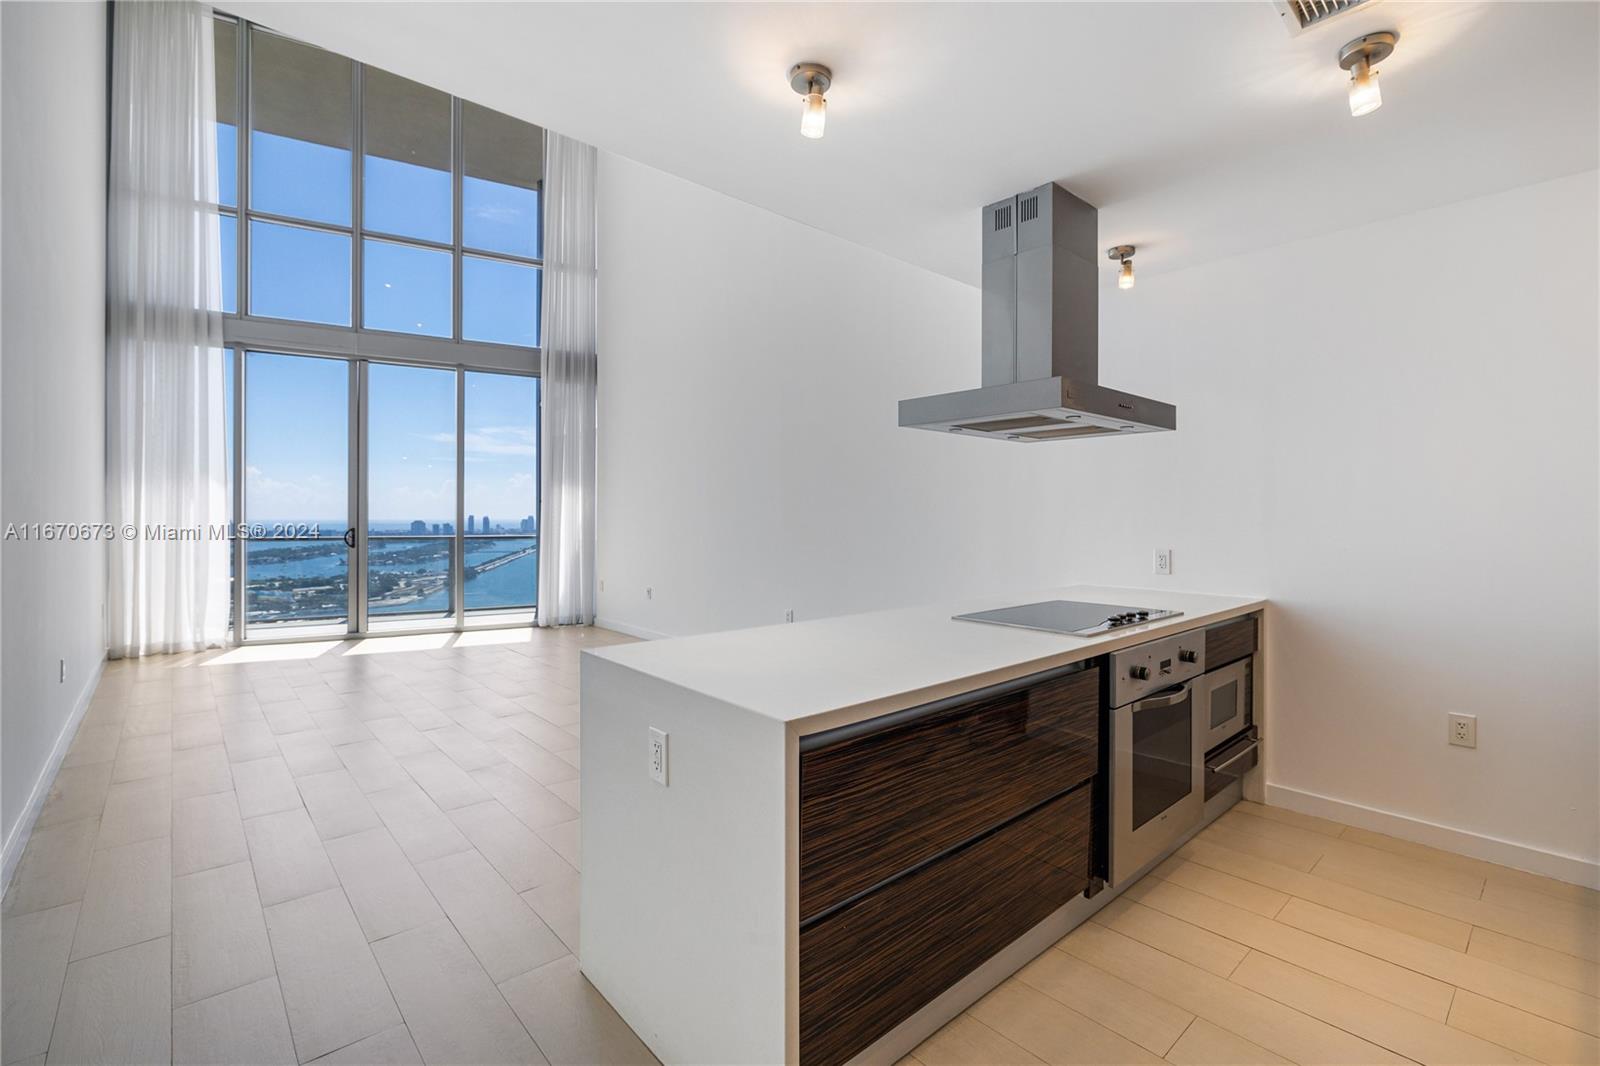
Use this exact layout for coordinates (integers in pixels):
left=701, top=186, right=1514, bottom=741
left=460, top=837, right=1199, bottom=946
left=2, top=656, right=106, bottom=893
left=593, top=616, right=669, bottom=641
left=1265, top=781, right=1600, bottom=889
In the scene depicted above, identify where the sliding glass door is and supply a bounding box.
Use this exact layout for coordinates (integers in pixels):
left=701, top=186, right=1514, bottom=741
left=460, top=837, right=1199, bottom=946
left=462, top=371, right=539, bottom=615
left=365, top=363, right=458, bottom=628
left=233, top=350, right=536, bottom=640
left=241, top=352, right=352, bottom=635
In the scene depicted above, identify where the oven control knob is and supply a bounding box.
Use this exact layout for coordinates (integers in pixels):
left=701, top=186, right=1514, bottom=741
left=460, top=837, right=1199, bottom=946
left=1129, top=665, right=1150, bottom=681
left=1179, top=649, right=1198, bottom=663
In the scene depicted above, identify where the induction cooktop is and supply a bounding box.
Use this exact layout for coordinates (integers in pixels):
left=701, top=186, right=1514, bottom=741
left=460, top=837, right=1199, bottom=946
left=953, top=599, right=1182, bottom=637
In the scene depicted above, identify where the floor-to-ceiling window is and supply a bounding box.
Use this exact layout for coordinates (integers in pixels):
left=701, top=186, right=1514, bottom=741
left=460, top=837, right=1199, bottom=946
left=244, top=352, right=352, bottom=634
left=213, top=15, right=544, bottom=640
left=463, top=372, right=540, bottom=614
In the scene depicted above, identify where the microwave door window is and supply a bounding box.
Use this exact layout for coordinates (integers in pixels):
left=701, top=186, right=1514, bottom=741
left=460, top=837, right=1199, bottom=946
left=1131, top=697, right=1194, bottom=831
left=1210, top=678, right=1240, bottom=731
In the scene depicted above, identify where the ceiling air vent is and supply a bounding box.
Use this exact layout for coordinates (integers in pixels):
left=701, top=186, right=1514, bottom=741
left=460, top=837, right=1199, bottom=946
left=1273, top=0, right=1374, bottom=36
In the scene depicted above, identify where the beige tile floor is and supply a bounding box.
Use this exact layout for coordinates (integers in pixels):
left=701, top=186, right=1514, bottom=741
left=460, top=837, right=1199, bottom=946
left=4, top=626, right=1597, bottom=1065
left=905, top=804, right=1600, bottom=1066
left=1, top=625, right=654, bottom=1066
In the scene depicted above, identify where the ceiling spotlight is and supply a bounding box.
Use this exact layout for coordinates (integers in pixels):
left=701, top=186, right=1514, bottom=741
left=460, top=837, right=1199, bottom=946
left=1108, top=245, right=1136, bottom=290
left=1339, top=31, right=1397, bottom=117
left=789, top=63, right=832, bottom=139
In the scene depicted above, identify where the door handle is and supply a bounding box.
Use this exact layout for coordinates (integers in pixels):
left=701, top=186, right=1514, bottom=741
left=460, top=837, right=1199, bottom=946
left=343, top=527, right=356, bottom=549
left=1132, top=681, right=1192, bottom=710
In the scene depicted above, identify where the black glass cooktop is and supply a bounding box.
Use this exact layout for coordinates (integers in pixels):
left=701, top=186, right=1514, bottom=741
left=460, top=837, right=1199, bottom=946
left=953, top=598, right=1182, bottom=637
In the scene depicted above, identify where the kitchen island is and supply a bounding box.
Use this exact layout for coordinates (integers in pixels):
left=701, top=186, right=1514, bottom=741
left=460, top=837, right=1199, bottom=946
left=579, top=586, right=1266, bottom=1066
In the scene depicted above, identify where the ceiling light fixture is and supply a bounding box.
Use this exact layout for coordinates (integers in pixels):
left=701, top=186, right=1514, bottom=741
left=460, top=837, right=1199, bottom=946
left=1338, top=31, right=1396, bottom=117
left=789, top=63, right=832, bottom=139
left=1108, top=245, right=1136, bottom=290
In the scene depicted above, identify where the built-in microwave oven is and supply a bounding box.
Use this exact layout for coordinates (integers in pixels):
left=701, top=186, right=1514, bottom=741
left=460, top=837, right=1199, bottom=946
left=1197, top=657, right=1251, bottom=753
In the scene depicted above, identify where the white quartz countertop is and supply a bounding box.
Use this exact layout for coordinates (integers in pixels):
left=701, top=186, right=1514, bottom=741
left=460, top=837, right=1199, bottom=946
left=586, top=586, right=1266, bottom=734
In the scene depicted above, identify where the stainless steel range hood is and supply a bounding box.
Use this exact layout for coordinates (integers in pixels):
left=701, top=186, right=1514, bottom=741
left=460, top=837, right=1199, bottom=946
left=898, top=183, right=1176, bottom=441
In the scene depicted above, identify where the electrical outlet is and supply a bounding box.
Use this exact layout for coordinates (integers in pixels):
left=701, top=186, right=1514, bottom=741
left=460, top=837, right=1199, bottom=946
left=1153, top=549, right=1172, bottom=576
left=646, top=586, right=653, bottom=600
left=1448, top=713, right=1477, bottom=749
left=785, top=609, right=795, bottom=623
left=648, top=727, right=668, bottom=786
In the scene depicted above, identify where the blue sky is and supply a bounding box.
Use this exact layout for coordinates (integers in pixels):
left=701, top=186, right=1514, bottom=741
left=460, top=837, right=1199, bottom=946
left=239, top=349, right=539, bottom=529
left=223, top=124, right=540, bottom=528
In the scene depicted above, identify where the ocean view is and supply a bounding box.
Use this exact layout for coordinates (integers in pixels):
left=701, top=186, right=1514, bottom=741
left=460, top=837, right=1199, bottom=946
left=245, top=521, right=537, bottom=624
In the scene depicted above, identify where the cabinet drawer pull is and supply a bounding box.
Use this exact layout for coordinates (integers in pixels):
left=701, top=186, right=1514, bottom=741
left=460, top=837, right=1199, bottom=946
left=1208, top=732, right=1259, bottom=776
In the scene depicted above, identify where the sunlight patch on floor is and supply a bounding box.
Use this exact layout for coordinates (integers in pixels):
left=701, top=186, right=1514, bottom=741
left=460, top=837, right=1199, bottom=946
left=202, top=640, right=344, bottom=665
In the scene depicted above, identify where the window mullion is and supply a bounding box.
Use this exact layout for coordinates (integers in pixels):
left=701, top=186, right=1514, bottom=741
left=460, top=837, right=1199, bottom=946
left=453, top=96, right=464, bottom=344
left=352, top=60, right=364, bottom=336
left=459, top=245, right=543, bottom=269
left=238, top=20, right=251, bottom=317
left=244, top=210, right=352, bottom=236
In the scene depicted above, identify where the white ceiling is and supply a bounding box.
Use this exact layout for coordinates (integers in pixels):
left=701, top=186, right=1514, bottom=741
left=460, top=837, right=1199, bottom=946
left=221, top=1, right=1599, bottom=286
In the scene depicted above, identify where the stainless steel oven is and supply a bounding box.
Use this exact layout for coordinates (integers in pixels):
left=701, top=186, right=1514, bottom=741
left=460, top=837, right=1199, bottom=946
left=1197, top=657, right=1251, bottom=753
left=1109, top=631, right=1206, bottom=886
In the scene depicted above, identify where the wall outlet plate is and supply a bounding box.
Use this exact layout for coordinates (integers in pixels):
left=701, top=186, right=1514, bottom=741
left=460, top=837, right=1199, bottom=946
left=785, top=609, right=795, bottom=623
left=1153, top=549, right=1173, bottom=576
left=649, top=727, right=668, bottom=785
left=1448, top=713, right=1477, bottom=749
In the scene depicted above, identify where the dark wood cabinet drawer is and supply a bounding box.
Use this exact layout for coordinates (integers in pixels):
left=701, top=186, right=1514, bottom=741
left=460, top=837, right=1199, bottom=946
left=799, top=785, right=1093, bottom=1066
left=799, top=664, right=1099, bottom=922
left=1205, top=614, right=1257, bottom=670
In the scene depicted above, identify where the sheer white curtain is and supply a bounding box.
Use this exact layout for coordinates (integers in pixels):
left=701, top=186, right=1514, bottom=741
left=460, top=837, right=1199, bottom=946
left=537, top=132, right=598, bottom=626
left=106, top=1, right=230, bottom=657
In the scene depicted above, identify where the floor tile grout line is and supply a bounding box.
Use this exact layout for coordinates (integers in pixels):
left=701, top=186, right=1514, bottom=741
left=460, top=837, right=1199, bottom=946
left=960, top=1009, right=1045, bottom=1061
left=1220, top=946, right=1471, bottom=1066
left=1266, top=905, right=1600, bottom=1040
left=1097, top=895, right=1468, bottom=1030
left=1182, top=834, right=1579, bottom=954
left=360, top=842, right=560, bottom=1064
left=1047, top=934, right=1302, bottom=1063
left=1162, top=1013, right=1198, bottom=1059
left=35, top=714, right=124, bottom=1066
left=1220, top=814, right=1491, bottom=901
left=295, top=883, right=403, bottom=1066
left=1008, top=943, right=1196, bottom=1058
left=1253, top=813, right=1568, bottom=906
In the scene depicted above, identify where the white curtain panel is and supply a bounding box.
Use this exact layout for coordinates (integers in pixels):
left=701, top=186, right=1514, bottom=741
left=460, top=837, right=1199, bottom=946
left=537, top=132, right=599, bottom=626
left=106, top=1, right=230, bottom=657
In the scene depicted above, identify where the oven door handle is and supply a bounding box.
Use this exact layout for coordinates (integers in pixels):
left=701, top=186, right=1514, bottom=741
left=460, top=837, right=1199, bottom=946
left=1132, top=680, right=1193, bottom=709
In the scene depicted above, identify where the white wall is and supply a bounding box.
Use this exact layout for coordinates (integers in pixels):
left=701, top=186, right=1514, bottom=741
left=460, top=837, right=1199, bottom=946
left=596, top=154, right=1136, bottom=637
left=1, top=0, right=109, bottom=870
left=1076, top=171, right=1599, bottom=879
left=596, top=156, right=1598, bottom=879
